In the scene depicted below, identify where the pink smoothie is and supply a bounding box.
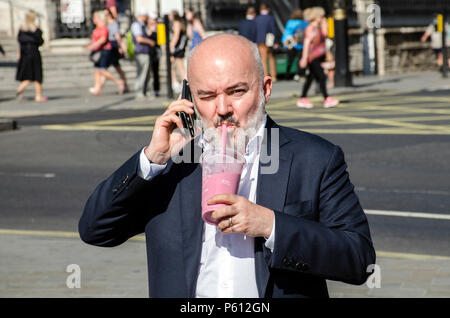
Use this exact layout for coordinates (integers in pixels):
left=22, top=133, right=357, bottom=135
left=201, top=172, right=241, bottom=225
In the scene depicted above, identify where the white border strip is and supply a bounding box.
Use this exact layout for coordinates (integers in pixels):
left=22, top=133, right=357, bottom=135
left=365, top=209, right=450, bottom=220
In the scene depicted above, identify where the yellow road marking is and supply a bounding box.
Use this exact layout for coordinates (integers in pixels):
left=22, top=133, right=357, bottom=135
left=0, top=228, right=145, bottom=242
left=42, top=124, right=154, bottom=131
left=273, top=112, right=450, bottom=132
left=39, top=90, right=450, bottom=134
left=0, top=228, right=448, bottom=260
left=298, top=128, right=450, bottom=135
left=276, top=115, right=450, bottom=128
left=376, top=251, right=450, bottom=260
left=70, top=115, right=158, bottom=126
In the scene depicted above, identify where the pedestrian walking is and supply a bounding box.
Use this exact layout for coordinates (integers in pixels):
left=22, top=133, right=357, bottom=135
left=255, top=3, right=278, bottom=81
left=101, top=0, right=118, bottom=19
left=86, top=10, right=124, bottom=96
left=421, top=17, right=450, bottom=71
left=0, top=44, right=5, bottom=57
left=103, top=8, right=128, bottom=92
left=321, top=40, right=336, bottom=89
left=297, top=7, right=339, bottom=109
left=130, top=9, right=156, bottom=99
left=15, top=10, right=47, bottom=102
left=238, top=6, right=257, bottom=43
left=169, top=10, right=188, bottom=94
left=146, top=12, right=161, bottom=97
left=281, top=8, right=308, bottom=79
left=185, top=8, right=207, bottom=52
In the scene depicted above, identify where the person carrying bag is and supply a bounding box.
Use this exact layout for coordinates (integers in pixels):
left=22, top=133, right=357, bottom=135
left=297, top=7, right=338, bottom=109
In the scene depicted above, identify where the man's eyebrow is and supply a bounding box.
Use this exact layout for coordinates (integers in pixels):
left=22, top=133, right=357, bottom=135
left=196, top=82, right=249, bottom=96
left=225, top=82, right=249, bottom=90
left=196, top=89, right=215, bottom=95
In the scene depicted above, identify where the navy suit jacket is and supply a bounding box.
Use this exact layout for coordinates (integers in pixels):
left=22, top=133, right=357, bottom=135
left=79, top=116, right=375, bottom=298
left=238, top=18, right=257, bottom=43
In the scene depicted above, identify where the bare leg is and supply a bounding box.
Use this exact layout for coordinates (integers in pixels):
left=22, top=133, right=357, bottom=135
left=34, top=81, right=47, bottom=102
left=99, top=69, right=124, bottom=94
left=170, top=56, right=180, bottom=93
left=327, top=69, right=335, bottom=89
left=91, top=69, right=102, bottom=95
left=268, top=48, right=277, bottom=80
left=17, top=80, right=31, bottom=94
left=437, top=53, right=443, bottom=67
left=114, top=65, right=128, bottom=88
left=175, top=58, right=186, bottom=80
left=99, top=74, right=107, bottom=90
left=258, top=44, right=269, bottom=76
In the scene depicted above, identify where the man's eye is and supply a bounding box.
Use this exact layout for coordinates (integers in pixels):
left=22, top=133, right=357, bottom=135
left=199, top=95, right=215, bottom=101
left=232, top=89, right=246, bottom=95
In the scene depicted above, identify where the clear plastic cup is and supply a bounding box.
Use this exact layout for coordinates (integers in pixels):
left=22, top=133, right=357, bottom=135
left=201, top=149, right=245, bottom=225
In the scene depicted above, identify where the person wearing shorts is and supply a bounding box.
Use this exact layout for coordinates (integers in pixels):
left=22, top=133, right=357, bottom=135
left=87, top=10, right=124, bottom=96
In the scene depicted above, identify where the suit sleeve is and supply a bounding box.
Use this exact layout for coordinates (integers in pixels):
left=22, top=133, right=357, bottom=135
left=268, top=145, right=376, bottom=285
left=78, top=150, right=171, bottom=247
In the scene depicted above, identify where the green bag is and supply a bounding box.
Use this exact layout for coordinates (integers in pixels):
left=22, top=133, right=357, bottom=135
left=126, top=30, right=135, bottom=59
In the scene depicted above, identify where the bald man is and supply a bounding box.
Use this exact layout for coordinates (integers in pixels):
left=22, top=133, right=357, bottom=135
left=79, top=34, right=375, bottom=298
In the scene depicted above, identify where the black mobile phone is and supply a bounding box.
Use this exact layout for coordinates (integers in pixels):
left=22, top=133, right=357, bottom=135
left=178, top=79, right=196, bottom=137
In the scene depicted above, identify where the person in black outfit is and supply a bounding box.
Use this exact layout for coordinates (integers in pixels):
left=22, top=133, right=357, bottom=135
left=0, top=44, right=5, bottom=56
left=16, top=10, right=47, bottom=102
left=168, top=10, right=187, bottom=94
left=145, top=13, right=160, bottom=97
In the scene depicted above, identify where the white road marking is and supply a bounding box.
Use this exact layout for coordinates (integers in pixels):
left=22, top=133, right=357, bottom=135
left=0, top=172, right=56, bottom=178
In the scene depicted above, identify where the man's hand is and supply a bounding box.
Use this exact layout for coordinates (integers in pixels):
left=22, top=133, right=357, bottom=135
left=208, top=194, right=274, bottom=238
left=144, top=98, right=195, bottom=165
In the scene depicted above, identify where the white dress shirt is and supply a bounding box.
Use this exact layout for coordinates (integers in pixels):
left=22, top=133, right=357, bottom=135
left=138, top=114, right=275, bottom=298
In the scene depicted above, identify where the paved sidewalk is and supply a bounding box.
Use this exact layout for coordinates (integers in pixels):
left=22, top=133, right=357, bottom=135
left=1, top=71, right=450, bottom=119
left=1, top=232, right=449, bottom=298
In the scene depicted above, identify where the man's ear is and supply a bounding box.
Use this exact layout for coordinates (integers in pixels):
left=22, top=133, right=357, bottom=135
left=263, top=75, right=273, bottom=103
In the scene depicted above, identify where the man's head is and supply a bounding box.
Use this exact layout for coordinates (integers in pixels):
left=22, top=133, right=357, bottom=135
left=259, top=3, right=270, bottom=13
left=246, top=6, right=256, bottom=18
left=136, top=8, right=148, bottom=22
left=186, top=34, right=272, bottom=151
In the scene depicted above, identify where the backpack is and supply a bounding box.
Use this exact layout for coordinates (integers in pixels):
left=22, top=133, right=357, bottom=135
left=126, top=30, right=135, bottom=59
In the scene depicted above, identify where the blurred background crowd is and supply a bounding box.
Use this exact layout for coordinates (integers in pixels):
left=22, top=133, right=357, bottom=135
left=0, top=0, right=449, bottom=103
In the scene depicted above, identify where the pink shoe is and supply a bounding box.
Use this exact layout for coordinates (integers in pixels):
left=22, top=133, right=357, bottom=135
left=296, top=97, right=314, bottom=109
left=324, top=96, right=339, bottom=108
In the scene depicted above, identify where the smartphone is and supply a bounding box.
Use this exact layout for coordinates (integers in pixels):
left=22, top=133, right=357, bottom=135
left=178, top=79, right=196, bottom=137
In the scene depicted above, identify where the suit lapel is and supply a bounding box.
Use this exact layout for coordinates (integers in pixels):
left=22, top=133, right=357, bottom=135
left=255, top=116, right=293, bottom=297
left=179, top=141, right=204, bottom=298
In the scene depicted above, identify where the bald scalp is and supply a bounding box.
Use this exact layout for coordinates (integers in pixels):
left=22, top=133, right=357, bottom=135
left=187, top=33, right=264, bottom=84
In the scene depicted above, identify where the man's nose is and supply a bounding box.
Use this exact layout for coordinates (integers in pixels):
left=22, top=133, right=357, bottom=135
left=216, top=94, right=232, bottom=116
